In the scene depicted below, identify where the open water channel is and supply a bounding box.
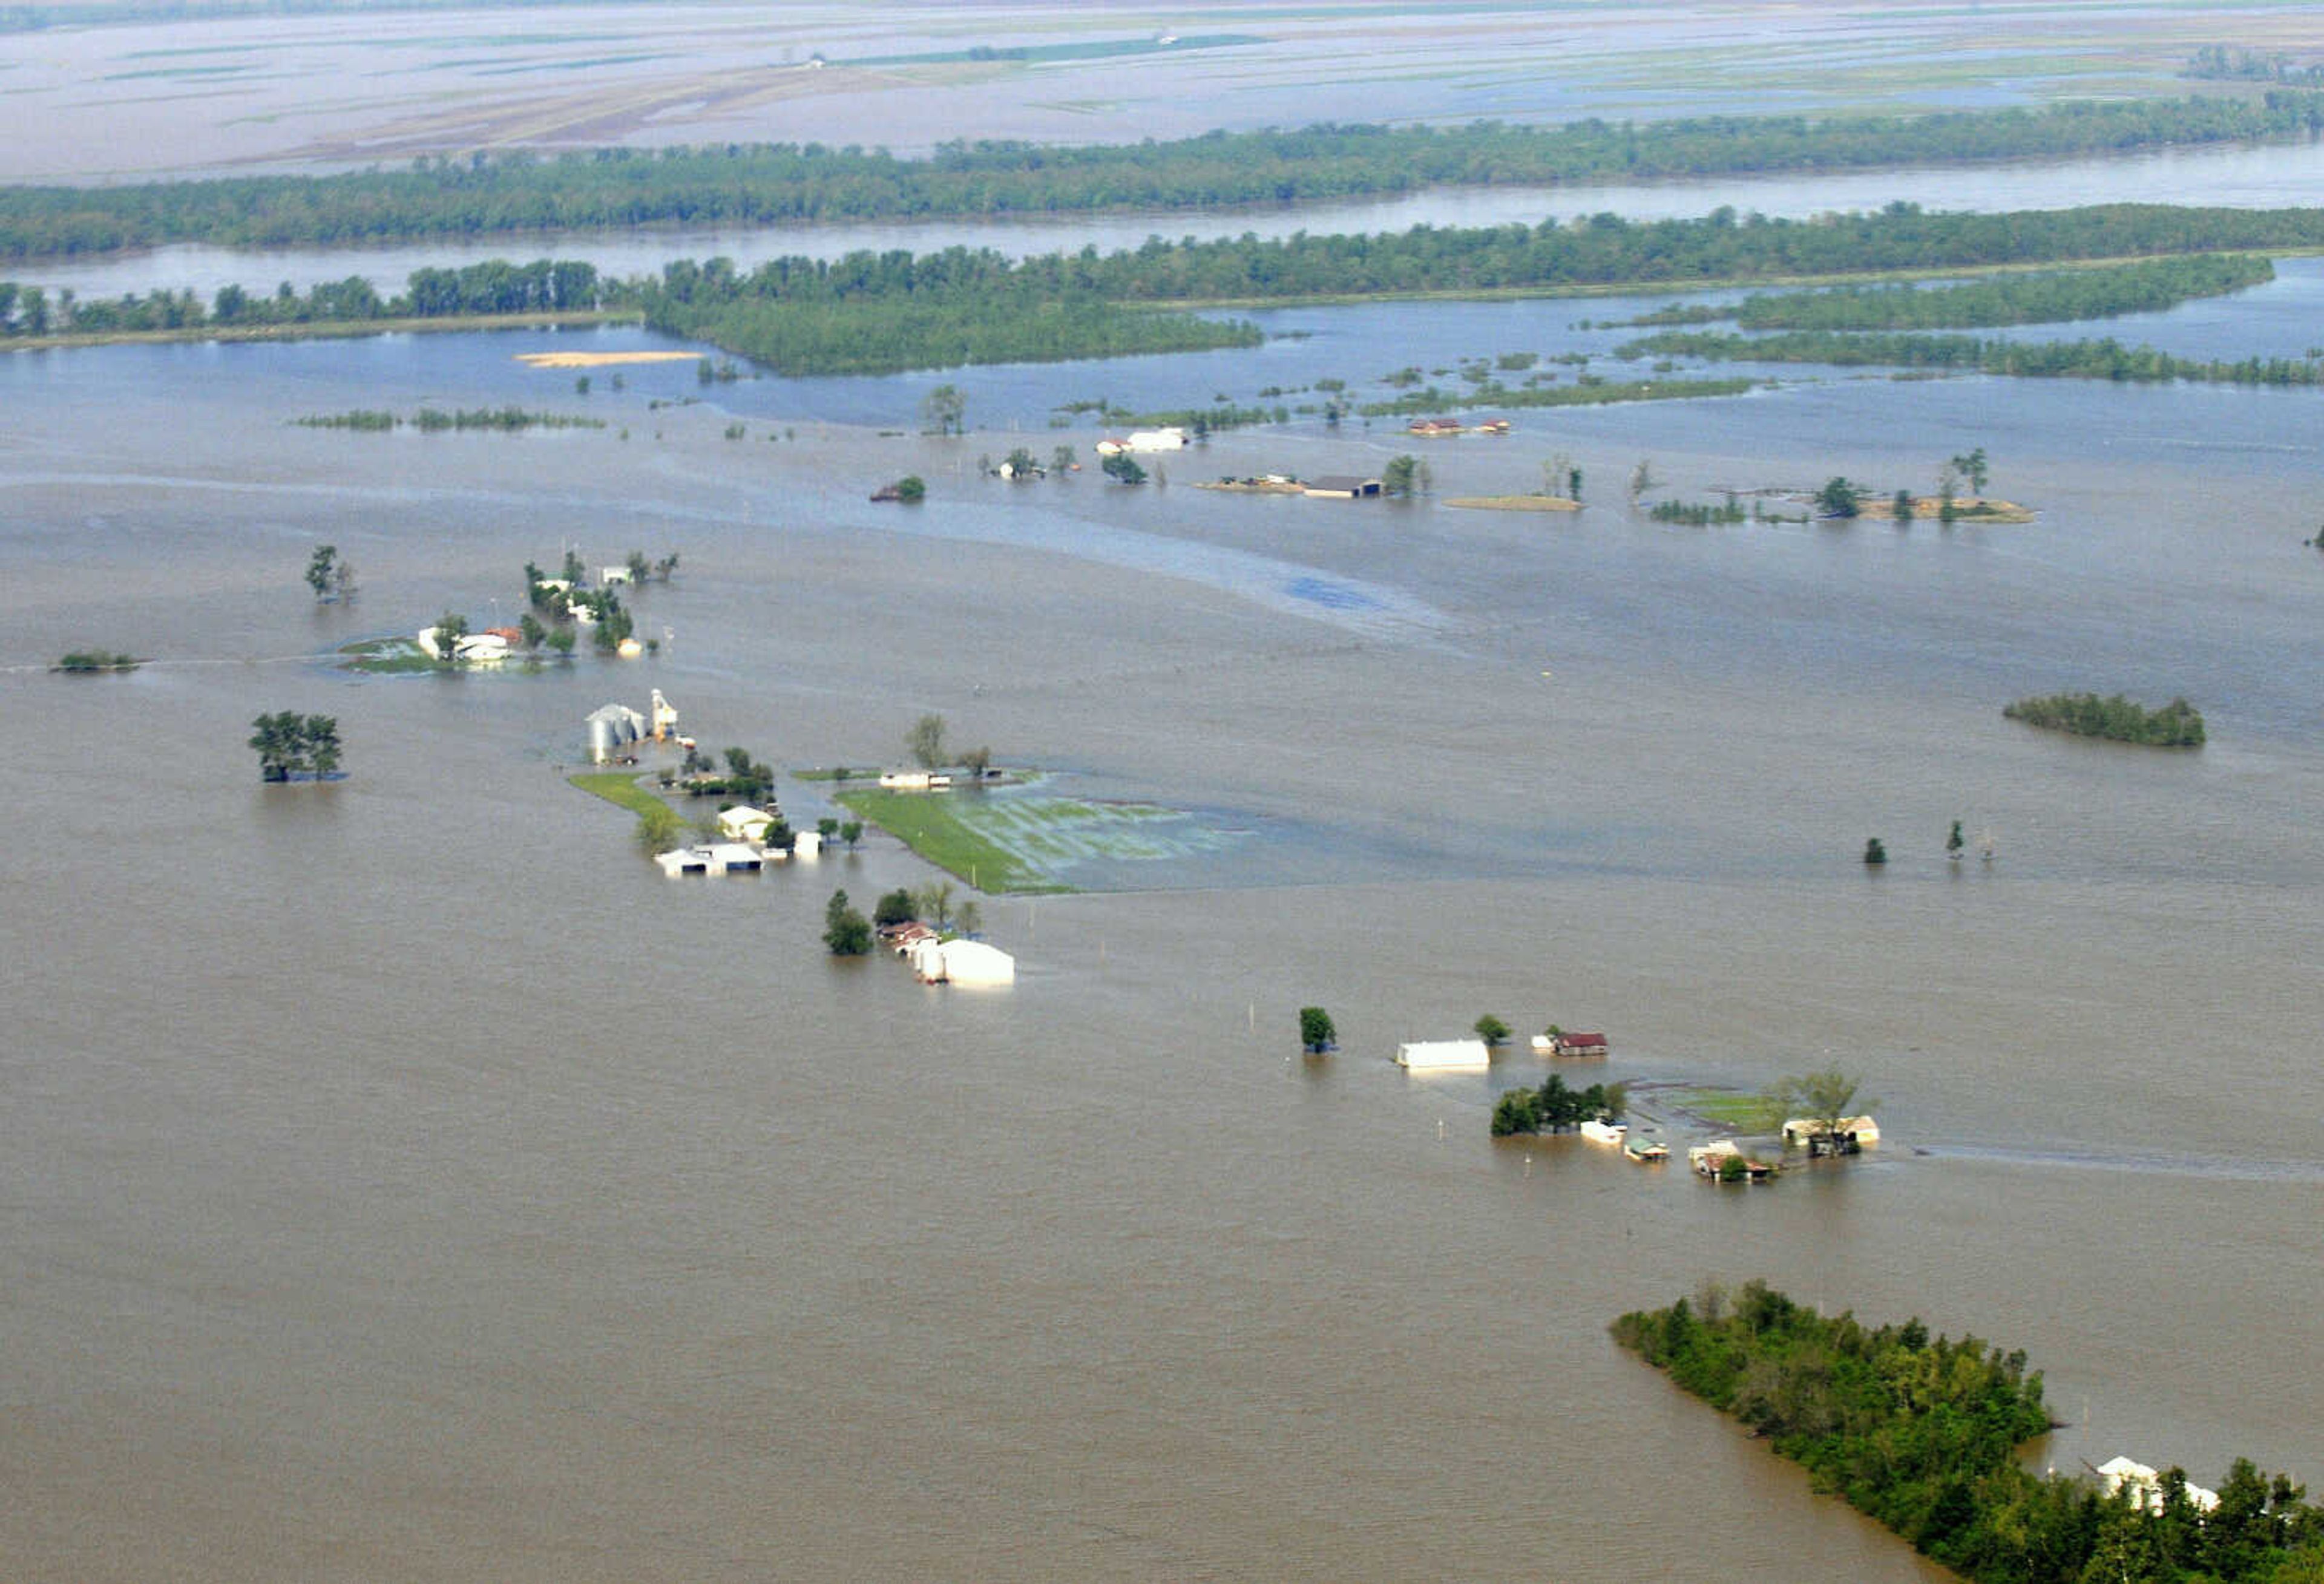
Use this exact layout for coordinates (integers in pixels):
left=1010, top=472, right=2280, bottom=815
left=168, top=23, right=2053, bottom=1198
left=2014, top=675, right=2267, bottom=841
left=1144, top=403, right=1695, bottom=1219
left=2, top=151, right=2321, bottom=1580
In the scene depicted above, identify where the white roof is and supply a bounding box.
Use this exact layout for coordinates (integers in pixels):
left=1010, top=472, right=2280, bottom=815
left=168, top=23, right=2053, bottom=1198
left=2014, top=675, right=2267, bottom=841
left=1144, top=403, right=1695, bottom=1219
left=653, top=843, right=761, bottom=875
left=2097, top=1456, right=2219, bottom=1513
left=940, top=940, right=1015, bottom=985
left=1396, top=1039, right=1490, bottom=1070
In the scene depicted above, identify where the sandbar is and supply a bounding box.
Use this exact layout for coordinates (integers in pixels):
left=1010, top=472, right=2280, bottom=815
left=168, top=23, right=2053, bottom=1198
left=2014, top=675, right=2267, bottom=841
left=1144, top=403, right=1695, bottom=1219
left=516, top=350, right=705, bottom=370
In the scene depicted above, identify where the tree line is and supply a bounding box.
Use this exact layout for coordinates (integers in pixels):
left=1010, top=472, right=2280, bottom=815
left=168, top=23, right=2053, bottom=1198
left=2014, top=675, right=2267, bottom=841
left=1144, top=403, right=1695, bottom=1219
left=1613, top=1283, right=2323, bottom=1582
left=1619, top=254, right=2276, bottom=333
left=1491, top=1074, right=1626, bottom=1136
left=8, top=91, right=2324, bottom=260
left=15, top=203, right=2324, bottom=376
left=0, top=260, right=602, bottom=338
left=1623, top=327, right=2324, bottom=389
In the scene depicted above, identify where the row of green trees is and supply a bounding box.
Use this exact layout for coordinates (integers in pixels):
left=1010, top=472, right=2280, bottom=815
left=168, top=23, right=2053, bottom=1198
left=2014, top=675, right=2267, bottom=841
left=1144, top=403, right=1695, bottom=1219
left=1491, top=1074, right=1626, bottom=1136
left=15, top=202, right=2324, bottom=375
left=1625, top=254, right=2275, bottom=333
left=0, top=261, right=602, bottom=337
left=1614, top=1282, right=2324, bottom=1582
left=2003, top=693, right=2207, bottom=746
left=294, top=407, right=605, bottom=433
left=8, top=92, right=2324, bottom=260
left=1629, top=327, right=2324, bottom=388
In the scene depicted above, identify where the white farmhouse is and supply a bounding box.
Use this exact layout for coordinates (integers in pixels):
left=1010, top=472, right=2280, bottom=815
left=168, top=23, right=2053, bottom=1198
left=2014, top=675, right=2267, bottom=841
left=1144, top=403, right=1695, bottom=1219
left=717, top=805, right=775, bottom=843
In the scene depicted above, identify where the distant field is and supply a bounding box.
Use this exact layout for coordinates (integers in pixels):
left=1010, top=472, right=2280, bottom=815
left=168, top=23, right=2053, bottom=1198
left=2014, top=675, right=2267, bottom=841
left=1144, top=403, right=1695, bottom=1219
left=0, top=0, right=2291, bottom=180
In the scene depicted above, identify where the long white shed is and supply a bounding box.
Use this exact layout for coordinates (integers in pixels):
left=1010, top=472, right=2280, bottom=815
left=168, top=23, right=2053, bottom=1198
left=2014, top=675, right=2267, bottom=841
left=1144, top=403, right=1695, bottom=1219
left=1395, top=1039, right=1491, bottom=1071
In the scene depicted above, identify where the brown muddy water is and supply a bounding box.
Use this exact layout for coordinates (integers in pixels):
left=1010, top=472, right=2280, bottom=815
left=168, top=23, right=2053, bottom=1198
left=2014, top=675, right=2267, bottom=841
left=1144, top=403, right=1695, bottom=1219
left=1, top=323, right=2320, bottom=1580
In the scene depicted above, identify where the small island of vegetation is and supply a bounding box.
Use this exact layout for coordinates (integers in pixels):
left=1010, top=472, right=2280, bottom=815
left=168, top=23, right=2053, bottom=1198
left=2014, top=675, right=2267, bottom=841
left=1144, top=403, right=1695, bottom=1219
left=1614, top=1281, right=2324, bottom=1583
left=54, top=650, right=140, bottom=672
left=2004, top=693, right=2206, bottom=747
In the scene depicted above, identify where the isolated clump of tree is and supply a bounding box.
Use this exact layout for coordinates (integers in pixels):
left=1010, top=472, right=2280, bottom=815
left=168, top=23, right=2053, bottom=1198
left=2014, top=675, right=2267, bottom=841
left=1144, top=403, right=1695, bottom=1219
left=56, top=650, right=138, bottom=672
left=1299, top=1006, right=1336, bottom=1053
left=2004, top=692, right=2205, bottom=747
left=248, top=712, right=343, bottom=782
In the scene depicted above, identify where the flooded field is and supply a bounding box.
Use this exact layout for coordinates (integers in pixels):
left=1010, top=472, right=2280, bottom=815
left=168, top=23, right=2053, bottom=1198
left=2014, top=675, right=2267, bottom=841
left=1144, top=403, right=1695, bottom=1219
left=4, top=269, right=2322, bottom=1575
left=6, top=5, right=2324, bottom=1576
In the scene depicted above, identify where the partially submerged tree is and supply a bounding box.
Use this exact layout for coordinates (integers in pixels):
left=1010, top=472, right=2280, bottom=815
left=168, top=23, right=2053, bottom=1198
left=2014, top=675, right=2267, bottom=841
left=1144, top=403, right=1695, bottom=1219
left=305, top=544, right=338, bottom=601
left=1863, top=837, right=1888, bottom=865
left=873, top=888, right=917, bottom=928
left=1816, top=477, right=1862, bottom=519
left=248, top=711, right=343, bottom=782
left=823, top=889, right=873, bottom=955
left=905, top=712, right=948, bottom=770
left=634, top=800, right=687, bottom=854
left=1299, top=1006, right=1337, bottom=1053
left=920, top=383, right=966, bottom=437
left=913, top=880, right=957, bottom=932
left=1767, top=1068, right=1874, bottom=1146
left=1474, top=1013, right=1512, bottom=1047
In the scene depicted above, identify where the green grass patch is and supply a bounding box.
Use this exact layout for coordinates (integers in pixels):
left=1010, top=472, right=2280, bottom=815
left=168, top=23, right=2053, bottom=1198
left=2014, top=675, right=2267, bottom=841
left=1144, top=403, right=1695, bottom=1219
left=568, top=770, right=669, bottom=818
left=336, top=637, right=441, bottom=674
left=836, top=785, right=1245, bottom=891
left=835, top=788, right=1060, bottom=893
left=1671, top=1088, right=1781, bottom=1130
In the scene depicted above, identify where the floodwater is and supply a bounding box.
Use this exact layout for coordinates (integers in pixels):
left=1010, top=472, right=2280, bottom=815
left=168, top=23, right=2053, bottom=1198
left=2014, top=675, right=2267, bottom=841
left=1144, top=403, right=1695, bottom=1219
left=4, top=234, right=2322, bottom=1578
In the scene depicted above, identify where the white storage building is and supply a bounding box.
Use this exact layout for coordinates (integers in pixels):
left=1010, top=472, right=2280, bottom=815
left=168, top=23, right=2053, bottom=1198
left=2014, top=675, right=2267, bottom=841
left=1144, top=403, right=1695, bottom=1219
left=1394, top=1039, right=1491, bottom=1071
left=911, top=939, right=1016, bottom=986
